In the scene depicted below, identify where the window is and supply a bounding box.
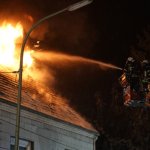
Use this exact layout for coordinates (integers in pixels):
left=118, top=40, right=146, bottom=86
left=10, top=137, right=33, bottom=150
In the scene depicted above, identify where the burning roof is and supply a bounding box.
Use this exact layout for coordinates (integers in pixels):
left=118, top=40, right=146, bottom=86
left=0, top=21, right=99, bottom=134
left=0, top=72, right=98, bottom=133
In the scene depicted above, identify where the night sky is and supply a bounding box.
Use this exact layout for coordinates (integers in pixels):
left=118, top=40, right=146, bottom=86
left=1, top=0, right=150, bottom=129
left=90, top=0, right=150, bottom=66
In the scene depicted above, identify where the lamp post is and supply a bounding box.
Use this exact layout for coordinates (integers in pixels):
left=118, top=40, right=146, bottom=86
left=14, top=0, right=93, bottom=149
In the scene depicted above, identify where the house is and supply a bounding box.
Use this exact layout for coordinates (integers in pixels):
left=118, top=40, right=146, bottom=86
left=0, top=73, right=99, bottom=150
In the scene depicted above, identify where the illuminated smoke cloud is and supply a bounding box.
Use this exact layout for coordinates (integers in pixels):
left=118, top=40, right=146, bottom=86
left=0, top=0, right=97, bottom=55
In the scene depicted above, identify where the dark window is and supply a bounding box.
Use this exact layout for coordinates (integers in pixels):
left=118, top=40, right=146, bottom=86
left=10, top=145, right=26, bottom=150
left=10, top=137, right=33, bottom=150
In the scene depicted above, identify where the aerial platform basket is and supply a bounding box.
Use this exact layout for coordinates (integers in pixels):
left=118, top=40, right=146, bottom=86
left=119, top=73, right=150, bottom=107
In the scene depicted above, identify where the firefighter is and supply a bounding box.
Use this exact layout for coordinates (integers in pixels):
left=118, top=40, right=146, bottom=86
left=124, top=57, right=141, bottom=75
left=141, top=60, right=150, bottom=91
left=123, top=57, right=134, bottom=74
left=124, top=57, right=141, bottom=95
left=123, top=57, right=141, bottom=78
left=131, top=60, right=141, bottom=94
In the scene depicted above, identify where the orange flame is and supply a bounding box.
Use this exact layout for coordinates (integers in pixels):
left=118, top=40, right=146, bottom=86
left=0, top=22, right=33, bottom=70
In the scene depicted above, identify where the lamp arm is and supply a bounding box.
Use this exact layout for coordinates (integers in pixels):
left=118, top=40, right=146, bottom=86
left=15, top=7, right=68, bottom=150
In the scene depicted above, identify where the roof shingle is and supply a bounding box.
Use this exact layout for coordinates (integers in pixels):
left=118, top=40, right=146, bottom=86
left=0, top=72, right=98, bottom=134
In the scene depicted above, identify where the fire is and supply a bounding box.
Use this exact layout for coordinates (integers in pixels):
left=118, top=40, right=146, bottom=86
left=23, top=51, right=33, bottom=67
left=0, top=21, right=33, bottom=70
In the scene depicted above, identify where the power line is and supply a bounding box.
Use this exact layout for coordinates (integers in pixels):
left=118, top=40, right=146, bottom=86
left=0, top=118, right=78, bottom=150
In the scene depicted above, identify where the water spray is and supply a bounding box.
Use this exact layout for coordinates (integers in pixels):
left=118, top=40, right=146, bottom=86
left=32, top=51, right=123, bottom=71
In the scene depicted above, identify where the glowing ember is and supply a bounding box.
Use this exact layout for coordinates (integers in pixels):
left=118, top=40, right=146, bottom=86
left=0, top=21, right=33, bottom=70
left=24, top=14, right=34, bottom=23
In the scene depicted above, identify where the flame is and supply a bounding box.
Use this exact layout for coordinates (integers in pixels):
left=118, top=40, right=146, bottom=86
left=0, top=21, right=33, bottom=70
left=23, top=51, right=33, bottom=67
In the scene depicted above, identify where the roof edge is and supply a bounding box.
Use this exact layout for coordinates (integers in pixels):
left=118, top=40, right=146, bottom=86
left=0, top=98, right=99, bottom=136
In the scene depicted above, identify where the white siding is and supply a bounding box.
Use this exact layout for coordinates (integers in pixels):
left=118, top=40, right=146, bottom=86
left=0, top=105, right=97, bottom=150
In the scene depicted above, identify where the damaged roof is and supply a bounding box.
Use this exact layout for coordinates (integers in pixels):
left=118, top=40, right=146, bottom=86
left=0, top=73, right=98, bottom=134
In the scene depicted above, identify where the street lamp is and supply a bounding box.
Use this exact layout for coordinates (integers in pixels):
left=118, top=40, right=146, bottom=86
left=68, top=0, right=92, bottom=11
left=14, top=0, right=93, bottom=149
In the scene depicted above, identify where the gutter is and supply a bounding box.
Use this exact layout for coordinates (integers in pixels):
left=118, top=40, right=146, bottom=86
left=93, top=136, right=98, bottom=150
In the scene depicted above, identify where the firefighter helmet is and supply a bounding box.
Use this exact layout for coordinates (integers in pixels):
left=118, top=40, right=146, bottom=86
left=143, top=60, right=149, bottom=64
left=127, top=57, right=134, bottom=61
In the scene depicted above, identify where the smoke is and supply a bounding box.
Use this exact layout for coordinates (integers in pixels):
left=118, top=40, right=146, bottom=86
left=0, top=0, right=57, bottom=41
left=0, top=0, right=97, bottom=56
left=11, top=50, right=121, bottom=106
left=23, top=64, right=55, bottom=87
left=0, top=0, right=101, bottom=100
left=17, top=50, right=122, bottom=98
left=0, top=0, right=120, bottom=128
